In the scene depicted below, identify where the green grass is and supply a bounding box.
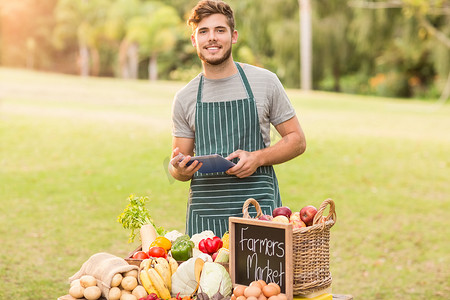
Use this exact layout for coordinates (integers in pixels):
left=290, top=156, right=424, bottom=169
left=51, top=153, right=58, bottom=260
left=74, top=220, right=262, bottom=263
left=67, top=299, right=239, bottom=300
left=1, top=67, right=449, bottom=300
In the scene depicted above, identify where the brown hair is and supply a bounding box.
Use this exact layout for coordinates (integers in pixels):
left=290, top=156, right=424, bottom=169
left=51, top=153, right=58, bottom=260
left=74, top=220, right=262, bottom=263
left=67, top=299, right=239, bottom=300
left=187, top=0, right=235, bottom=32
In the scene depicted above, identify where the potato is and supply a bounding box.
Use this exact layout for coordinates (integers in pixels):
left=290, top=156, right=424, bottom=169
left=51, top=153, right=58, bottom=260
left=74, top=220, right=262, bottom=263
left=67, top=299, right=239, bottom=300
left=83, top=285, right=101, bottom=300
left=69, top=285, right=85, bottom=299
left=123, top=269, right=138, bottom=278
left=108, top=286, right=122, bottom=300
left=121, top=276, right=138, bottom=291
left=120, top=293, right=137, bottom=300
left=121, top=289, right=131, bottom=295
left=111, top=273, right=123, bottom=287
left=132, top=285, right=147, bottom=299
left=70, top=279, right=81, bottom=287
left=80, top=275, right=97, bottom=288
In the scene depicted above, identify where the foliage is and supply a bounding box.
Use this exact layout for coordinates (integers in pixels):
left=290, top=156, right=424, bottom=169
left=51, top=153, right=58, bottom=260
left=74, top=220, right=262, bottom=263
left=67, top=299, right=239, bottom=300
left=1, top=0, right=449, bottom=99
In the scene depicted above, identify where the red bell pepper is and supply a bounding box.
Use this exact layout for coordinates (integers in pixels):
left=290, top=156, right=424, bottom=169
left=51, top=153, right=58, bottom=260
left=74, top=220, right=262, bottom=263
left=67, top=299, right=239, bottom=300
left=199, top=236, right=223, bottom=255
left=198, top=239, right=208, bottom=254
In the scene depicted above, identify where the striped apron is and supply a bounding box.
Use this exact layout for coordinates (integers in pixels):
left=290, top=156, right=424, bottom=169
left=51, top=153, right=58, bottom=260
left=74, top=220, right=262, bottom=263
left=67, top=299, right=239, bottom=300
left=186, top=62, right=281, bottom=237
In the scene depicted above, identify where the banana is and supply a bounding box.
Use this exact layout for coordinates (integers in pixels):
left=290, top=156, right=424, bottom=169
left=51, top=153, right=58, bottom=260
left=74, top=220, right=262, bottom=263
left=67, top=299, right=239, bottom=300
left=139, top=269, right=159, bottom=297
left=140, top=258, right=151, bottom=271
left=155, top=257, right=172, bottom=290
left=167, top=256, right=178, bottom=275
left=147, top=267, right=171, bottom=299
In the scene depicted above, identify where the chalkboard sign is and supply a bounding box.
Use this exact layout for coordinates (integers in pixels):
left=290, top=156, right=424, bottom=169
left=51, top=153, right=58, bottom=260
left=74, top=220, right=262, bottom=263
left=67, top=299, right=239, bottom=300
left=229, top=217, right=293, bottom=299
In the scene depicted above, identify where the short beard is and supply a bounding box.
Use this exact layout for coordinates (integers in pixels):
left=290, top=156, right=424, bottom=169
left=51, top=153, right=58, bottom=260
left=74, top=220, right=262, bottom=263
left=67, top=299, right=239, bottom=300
left=198, top=46, right=232, bottom=66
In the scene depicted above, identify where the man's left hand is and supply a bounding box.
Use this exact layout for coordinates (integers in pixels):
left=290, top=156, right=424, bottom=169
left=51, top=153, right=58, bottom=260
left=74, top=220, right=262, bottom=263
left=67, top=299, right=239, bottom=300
left=225, top=150, right=261, bottom=178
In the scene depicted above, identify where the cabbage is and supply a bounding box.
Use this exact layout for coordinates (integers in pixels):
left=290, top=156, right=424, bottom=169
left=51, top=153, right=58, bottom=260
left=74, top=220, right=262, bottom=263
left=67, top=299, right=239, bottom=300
left=190, top=230, right=215, bottom=248
left=164, top=230, right=184, bottom=243
left=198, top=262, right=232, bottom=298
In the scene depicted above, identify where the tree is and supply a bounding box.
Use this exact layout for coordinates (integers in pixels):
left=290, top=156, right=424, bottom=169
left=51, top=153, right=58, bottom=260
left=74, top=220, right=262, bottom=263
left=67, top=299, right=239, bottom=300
left=230, top=0, right=301, bottom=87
left=312, top=0, right=356, bottom=92
left=53, top=0, right=110, bottom=76
left=125, top=2, right=181, bottom=81
left=348, top=0, right=450, bottom=100
left=103, top=0, right=142, bottom=78
left=299, top=0, right=312, bottom=91
left=0, top=0, right=58, bottom=69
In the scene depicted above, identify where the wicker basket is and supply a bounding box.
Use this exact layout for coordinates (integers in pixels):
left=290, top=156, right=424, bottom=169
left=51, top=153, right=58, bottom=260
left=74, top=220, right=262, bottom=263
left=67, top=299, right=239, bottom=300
left=242, top=198, right=336, bottom=296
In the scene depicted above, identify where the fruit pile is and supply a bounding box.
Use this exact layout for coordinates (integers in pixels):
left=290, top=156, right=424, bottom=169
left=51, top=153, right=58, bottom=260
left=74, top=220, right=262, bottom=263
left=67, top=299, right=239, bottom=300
left=139, top=257, right=178, bottom=299
left=258, top=204, right=321, bottom=229
left=231, top=280, right=286, bottom=300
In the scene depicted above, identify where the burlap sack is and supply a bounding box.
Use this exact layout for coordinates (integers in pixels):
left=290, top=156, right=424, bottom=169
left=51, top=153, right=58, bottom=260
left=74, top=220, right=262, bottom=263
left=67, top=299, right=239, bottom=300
left=69, top=252, right=139, bottom=300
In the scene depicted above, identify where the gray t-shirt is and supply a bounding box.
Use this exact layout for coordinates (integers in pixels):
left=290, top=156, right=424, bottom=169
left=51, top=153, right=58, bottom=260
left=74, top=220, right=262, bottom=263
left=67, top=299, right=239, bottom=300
left=171, top=63, right=296, bottom=148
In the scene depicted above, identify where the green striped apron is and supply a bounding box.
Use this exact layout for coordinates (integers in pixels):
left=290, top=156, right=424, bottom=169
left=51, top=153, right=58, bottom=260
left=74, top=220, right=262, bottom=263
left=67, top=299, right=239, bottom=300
left=186, top=62, right=281, bottom=237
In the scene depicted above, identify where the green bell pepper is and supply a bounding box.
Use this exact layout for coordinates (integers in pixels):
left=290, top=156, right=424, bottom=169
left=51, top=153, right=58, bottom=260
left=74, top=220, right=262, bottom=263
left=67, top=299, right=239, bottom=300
left=171, top=235, right=195, bottom=261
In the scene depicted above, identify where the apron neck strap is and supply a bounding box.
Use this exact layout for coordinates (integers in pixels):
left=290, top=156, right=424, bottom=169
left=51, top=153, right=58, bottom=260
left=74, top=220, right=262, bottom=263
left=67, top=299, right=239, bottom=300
left=196, top=62, right=254, bottom=103
left=235, top=62, right=254, bottom=99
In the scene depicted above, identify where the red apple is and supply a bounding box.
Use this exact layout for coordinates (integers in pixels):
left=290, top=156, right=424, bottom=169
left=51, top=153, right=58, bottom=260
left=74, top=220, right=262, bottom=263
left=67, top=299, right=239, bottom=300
left=258, top=214, right=273, bottom=221
left=291, top=219, right=307, bottom=229
left=272, top=206, right=292, bottom=219
left=300, top=205, right=318, bottom=226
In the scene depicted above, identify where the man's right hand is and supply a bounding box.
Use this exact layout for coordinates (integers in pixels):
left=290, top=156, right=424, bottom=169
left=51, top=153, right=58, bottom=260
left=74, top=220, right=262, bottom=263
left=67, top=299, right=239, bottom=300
left=169, top=147, right=202, bottom=181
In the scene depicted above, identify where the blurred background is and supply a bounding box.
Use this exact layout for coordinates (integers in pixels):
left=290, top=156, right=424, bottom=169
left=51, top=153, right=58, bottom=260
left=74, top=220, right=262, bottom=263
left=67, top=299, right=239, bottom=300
left=1, top=0, right=449, bottom=100
left=1, top=2, right=450, bottom=299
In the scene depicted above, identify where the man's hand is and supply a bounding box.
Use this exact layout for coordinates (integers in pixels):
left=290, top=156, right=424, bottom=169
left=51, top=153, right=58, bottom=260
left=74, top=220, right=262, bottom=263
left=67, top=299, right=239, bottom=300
left=169, top=147, right=202, bottom=181
left=225, top=116, right=306, bottom=179
left=225, top=150, right=261, bottom=178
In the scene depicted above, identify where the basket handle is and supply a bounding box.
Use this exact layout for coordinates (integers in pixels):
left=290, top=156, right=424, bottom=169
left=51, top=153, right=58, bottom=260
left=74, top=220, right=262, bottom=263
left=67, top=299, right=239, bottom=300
left=312, top=198, right=337, bottom=225
left=242, top=198, right=263, bottom=219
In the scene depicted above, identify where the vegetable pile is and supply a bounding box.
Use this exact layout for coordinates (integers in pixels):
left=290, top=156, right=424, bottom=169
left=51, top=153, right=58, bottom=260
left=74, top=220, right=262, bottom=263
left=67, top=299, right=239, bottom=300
left=117, top=195, right=233, bottom=300
left=68, top=270, right=146, bottom=300
left=66, top=195, right=299, bottom=300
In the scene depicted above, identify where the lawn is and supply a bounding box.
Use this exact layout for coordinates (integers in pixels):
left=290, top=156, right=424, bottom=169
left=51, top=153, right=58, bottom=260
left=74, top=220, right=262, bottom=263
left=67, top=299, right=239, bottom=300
left=0, top=67, right=449, bottom=300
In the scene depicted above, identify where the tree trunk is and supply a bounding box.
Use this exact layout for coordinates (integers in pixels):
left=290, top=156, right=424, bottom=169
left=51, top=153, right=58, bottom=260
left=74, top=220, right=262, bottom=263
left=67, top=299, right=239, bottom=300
left=128, top=43, right=139, bottom=80
left=26, top=38, right=35, bottom=69
left=333, top=62, right=341, bottom=92
left=148, top=54, right=158, bottom=81
left=79, top=44, right=89, bottom=77
left=437, top=70, right=450, bottom=105
left=90, top=48, right=100, bottom=76
left=299, top=0, right=312, bottom=91
left=119, top=40, right=130, bottom=79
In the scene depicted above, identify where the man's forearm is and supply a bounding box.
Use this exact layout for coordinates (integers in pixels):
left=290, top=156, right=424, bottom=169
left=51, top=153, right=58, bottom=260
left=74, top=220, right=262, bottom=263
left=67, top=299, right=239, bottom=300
left=255, top=131, right=306, bottom=166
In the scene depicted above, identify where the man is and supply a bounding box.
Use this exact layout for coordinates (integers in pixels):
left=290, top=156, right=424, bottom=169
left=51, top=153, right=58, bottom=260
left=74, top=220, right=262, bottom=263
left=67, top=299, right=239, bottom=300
left=169, top=0, right=306, bottom=237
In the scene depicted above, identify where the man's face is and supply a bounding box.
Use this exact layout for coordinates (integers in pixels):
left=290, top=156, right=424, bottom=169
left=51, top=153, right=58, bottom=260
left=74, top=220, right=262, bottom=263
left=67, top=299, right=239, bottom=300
left=191, top=13, right=238, bottom=66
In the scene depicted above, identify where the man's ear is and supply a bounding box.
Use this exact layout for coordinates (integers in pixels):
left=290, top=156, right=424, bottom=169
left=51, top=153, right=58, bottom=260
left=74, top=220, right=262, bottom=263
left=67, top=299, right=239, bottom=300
left=191, top=34, right=196, bottom=47
left=232, top=30, right=238, bottom=44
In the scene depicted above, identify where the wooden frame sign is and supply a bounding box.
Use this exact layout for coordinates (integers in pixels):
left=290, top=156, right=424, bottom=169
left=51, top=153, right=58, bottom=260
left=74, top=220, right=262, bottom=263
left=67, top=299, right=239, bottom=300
left=229, top=217, right=293, bottom=299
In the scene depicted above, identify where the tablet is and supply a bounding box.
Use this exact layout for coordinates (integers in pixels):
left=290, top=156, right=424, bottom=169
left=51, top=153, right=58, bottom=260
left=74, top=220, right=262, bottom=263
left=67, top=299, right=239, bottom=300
left=185, top=154, right=235, bottom=173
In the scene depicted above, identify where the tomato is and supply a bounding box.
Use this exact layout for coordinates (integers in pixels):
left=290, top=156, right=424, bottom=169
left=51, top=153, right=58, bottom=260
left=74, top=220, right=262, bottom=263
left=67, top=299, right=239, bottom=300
left=150, top=236, right=172, bottom=253
left=147, top=246, right=166, bottom=258
left=132, top=251, right=149, bottom=259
